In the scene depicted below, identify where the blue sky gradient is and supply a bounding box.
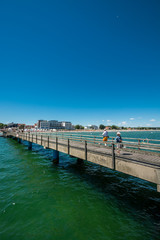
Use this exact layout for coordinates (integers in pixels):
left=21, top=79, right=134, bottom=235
left=0, top=0, right=160, bottom=127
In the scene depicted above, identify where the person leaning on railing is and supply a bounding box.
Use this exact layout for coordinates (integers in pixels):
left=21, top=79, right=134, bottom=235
left=115, top=132, right=123, bottom=155
left=102, top=128, right=109, bottom=146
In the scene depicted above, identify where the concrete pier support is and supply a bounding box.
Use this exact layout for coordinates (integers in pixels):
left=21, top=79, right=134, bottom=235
left=28, top=142, right=32, bottom=150
left=77, top=158, right=84, bottom=164
left=156, top=170, right=160, bottom=192
left=53, top=150, right=59, bottom=163
left=2, top=132, right=7, bottom=137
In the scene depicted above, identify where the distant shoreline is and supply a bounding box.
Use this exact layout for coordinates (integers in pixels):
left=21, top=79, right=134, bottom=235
left=34, top=129, right=160, bottom=133
left=61, top=129, right=160, bottom=132
left=1, top=129, right=160, bottom=133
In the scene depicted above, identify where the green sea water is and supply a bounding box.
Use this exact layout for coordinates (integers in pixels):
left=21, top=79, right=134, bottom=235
left=0, top=133, right=160, bottom=240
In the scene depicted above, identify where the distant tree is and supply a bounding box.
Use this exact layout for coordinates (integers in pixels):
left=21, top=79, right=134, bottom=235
left=0, top=123, right=5, bottom=129
left=111, top=125, right=119, bottom=130
left=99, top=124, right=105, bottom=130
left=75, top=125, right=84, bottom=129
left=75, top=125, right=80, bottom=129
left=19, top=124, right=25, bottom=130
left=122, top=126, right=127, bottom=130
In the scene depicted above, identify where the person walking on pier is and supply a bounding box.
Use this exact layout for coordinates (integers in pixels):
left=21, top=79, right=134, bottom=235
left=102, top=128, right=109, bottom=146
left=115, top=132, right=122, bottom=155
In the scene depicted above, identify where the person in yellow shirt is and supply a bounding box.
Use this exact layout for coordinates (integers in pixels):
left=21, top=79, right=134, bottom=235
left=102, top=128, right=109, bottom=146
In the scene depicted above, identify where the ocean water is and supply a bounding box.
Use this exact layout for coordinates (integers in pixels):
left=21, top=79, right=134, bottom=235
left=40, top=130, right=160, bottom=140
left=40, top=130, right=160, bottom=145
left=0, top=132, right=160, bottom=240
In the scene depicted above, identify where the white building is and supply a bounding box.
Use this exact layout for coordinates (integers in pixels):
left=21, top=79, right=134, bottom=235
left=84, top=125, right=98, bottom=130
left=39, top=120, right=50, bottom=129
left=38, top=120, right=73, bottom=130
left=49, top=120, right=61, bottom=129
left=60, top=121, right=72, bottom=130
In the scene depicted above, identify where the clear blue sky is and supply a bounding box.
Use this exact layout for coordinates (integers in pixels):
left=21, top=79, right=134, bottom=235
left=0, top=0, right=160, bottom=127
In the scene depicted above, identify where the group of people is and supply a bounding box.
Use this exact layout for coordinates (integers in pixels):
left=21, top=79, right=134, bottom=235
left=102, top=128, right=122, bottom=154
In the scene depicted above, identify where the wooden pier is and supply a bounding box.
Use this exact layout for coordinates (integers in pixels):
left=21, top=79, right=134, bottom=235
left=3, top=131, right=160, bottom=192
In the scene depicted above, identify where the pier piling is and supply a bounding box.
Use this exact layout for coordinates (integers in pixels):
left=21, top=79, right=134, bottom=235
left=77, top=158, right=84, bottom=164
left=53, top=149, right=59, bottom=163
left=28, top=142, right=32, bottom=150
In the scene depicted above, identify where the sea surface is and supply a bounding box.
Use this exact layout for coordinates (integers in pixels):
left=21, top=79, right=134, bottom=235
left=0, top=131, right=160, bottom=240
left=40, top=130, right=160, bottom=147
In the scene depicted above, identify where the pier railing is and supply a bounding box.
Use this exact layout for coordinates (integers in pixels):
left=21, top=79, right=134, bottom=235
left=10, top=131, right=160, bottom=153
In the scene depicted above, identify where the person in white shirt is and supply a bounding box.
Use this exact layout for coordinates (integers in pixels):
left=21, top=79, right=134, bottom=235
left=102, top=128, right=109, bottom=146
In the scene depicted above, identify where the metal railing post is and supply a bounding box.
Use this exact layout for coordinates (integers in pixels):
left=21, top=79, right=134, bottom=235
left=41, top=135, right=42, bottom=145
left=56, top=137, right=58, bottom=151
left=48, top=136, right=49, bottom=148
left=85, top=141, right=87, bottom=161
left=36, top=134, right=37, bottom=144
left=112, top=143, right=115, bottom=170
left=138, top=139, right=140, bottom=150
left=68, top=138, right=70, bottom=155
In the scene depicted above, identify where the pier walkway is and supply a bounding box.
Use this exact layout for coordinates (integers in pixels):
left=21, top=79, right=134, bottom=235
left=4, top=131, right=160, bottom=192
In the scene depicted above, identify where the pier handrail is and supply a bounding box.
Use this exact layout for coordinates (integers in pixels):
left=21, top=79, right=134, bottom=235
left=38, top=133, right=160, bottom=144
left=36, top=132, right=160, bottom=142
left=34, top=132, right=160, bottom=143
left=9, top=131, right=160, bottom=153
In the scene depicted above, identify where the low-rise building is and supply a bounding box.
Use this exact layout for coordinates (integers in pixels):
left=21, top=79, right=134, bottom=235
left=40, top=120, right=49, bottom=129
left=37, top=120, right=73, bottom=130
left=60, top=121, right=72, bottom=130
left=37, top=120, right=44, bottom=128
left=49, top=120, right=62, bottom=129
left=85, top=125, right=98, bottom=130
left=25, top=125, right=35, bottom=129
left=104, top=126, right=111, bottom=130
left=7, top=122, right=18, bottom=128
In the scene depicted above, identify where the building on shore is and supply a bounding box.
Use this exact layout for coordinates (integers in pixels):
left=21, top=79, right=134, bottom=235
left=25, top=125, right=35, bottom=129
left=6, top=122, right=18, bottom=128
left=39, top=120, right=49, bottom=129
left=104, top=126, right=112, bottom=130
left=37, top=120, right=44, bottom=128
left=38, top=120, right=74, bottom=130
left=60, top=121, right=73, bottom=130
left=84, top=125, right=98, bottom=130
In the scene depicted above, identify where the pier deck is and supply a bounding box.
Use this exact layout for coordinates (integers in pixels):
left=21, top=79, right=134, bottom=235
left=4, top=132, right=160, bottom=192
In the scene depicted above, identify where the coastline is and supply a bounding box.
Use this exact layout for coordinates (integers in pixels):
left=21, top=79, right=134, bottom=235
left=34, top=129, right=160, bottom=133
